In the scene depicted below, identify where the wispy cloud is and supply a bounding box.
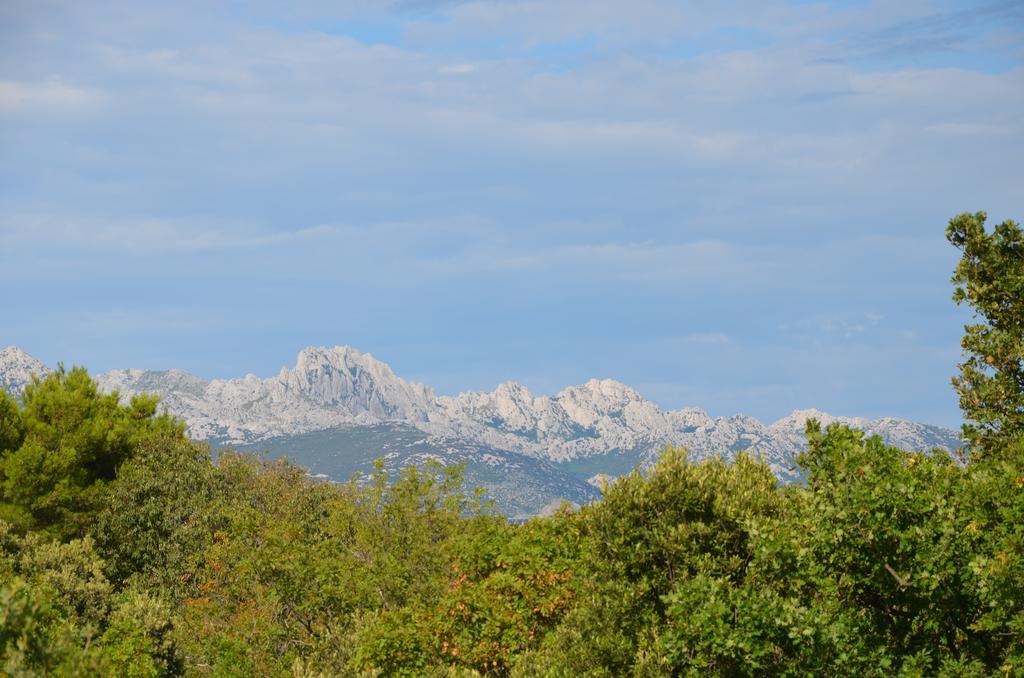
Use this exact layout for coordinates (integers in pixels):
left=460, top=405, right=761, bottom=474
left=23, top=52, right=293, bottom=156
left=73, top=307, right=223, bottom=336
left=1, top=215, right=340, bottom=254
left=842, top=0, right=1024, bottom=62
left=926, top=122, right=1016, bottom=136
left=0, top=79, right=102, bottom=111
left=779, top=312, right=884, bottom=340
left=417, top=239, right=762, bottom=286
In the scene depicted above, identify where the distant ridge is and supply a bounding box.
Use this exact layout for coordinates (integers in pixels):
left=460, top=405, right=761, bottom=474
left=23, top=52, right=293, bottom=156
left=3, top=345, right=962, bottom=470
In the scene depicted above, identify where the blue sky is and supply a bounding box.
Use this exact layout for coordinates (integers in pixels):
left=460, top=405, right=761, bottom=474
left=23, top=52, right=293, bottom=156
left=1, top=0, right=1021, bottom=427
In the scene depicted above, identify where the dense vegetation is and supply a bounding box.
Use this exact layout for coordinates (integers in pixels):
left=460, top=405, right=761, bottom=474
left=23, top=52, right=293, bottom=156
left=1, top=212, right=1021, bottom=676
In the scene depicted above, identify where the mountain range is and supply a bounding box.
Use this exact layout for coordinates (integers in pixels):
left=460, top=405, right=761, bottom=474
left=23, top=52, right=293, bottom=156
left=0, top=345, right=963, bottom=517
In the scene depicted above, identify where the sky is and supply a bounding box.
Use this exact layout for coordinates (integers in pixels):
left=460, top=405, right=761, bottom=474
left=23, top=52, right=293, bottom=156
left=1, top=0, right=1022, bottom=427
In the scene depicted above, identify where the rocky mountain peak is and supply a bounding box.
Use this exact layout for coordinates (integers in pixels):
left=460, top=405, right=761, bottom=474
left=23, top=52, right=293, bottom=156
left=494, top=381, right=533, bottom=398
left=0, top=346, right=50, bottom=396
left=769, top=408, right=867, bottom=432
left=99, top=368, right=209, bottom=398
left=276, top=346, right=437, bottom=420
left=667, top=407, right=714, bottom=430
left=295, top=345, right=374, bottom=373
left=559, top=378, right=644, bottom=409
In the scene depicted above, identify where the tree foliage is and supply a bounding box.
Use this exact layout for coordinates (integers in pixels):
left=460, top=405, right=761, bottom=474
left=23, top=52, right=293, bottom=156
left=0, top=366, right=184, bottom=538
left=947, top=211, right=1024, bottom=455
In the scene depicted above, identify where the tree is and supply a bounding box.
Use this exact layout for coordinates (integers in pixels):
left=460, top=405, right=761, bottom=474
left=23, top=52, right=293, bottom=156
left=0, top=522, right=183, bottom=676
left=0, top=366, right=184, bottom=538
left=946, top=211, right=1024, bottom=455
left=93, top=436, right=218, bottom=591
left=517, top=449, right=781, bottom=675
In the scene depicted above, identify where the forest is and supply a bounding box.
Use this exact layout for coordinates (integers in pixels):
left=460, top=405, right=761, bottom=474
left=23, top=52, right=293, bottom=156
left=1, top=212, right=1021, bottom=677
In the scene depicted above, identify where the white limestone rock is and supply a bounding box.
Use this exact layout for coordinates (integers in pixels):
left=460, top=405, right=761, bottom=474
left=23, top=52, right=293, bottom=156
left=0, top=346, right=50, bottom=396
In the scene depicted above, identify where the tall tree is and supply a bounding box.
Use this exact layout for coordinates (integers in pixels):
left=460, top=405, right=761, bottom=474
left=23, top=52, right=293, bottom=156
left=946, top=211, right=1024, bottom=455
left=0, top=366, right=184, bottom=539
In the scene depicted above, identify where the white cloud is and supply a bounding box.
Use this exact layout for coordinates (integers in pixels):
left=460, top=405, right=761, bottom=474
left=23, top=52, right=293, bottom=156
left=681, top=332, right=730, bottom=346
left=779, top=312, right=884, bottom=339
left=1, top=214, right=340, bottom=254
left=3, top=0, right=1014, bottom=199
left=439, top=63, right=477, bottom=74
left=926, top=122, right=1016, bottom=137
left=0, top=80, right=101, bottom=112
left=414, top=238, right=774, bottom=288
left=73, top=307, right=222, bottom=336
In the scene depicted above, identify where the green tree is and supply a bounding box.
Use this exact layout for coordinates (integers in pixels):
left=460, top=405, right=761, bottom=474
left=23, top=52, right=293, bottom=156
left=0, top=521, right=183, bottom=676
left=0, top=366, right=184, bottom=538
left=0, top=391, right=23, bottom=453
left=93, top=436, right=218, bottom=591
left=411, top=510, right=578, bottom=675
left=0, top=576, right=106, bottom=676
left=1, top=525, right=113, bottom=629
left=99, top=590, right=182, bottom=677
left=517, top=449, right=781, bottom=676
left=946, top=211, right=1024, bottom=455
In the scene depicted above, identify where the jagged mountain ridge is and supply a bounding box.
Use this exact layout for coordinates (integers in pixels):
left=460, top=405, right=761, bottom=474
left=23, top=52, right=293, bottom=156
left=2, top=344, right=962, bottom=473
left=97, top=347, right=442, bottom=442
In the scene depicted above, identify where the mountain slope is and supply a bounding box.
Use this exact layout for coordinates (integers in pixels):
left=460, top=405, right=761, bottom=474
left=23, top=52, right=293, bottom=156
left=226, top=423, right=601, bottom=519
